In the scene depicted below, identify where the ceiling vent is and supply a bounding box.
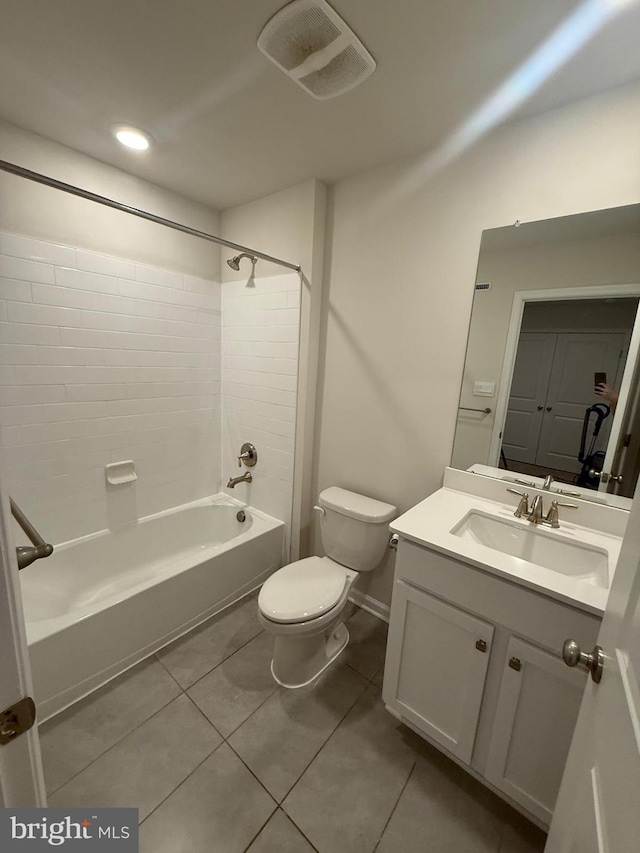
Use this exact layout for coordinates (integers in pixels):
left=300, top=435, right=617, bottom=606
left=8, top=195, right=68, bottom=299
left=257, top=0, right=376, bottom=100
left=475, top=282, right=492, bottom=292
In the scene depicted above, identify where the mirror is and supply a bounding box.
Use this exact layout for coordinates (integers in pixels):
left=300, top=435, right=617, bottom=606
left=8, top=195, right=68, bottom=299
left=452, top=204, right=640, bottom=509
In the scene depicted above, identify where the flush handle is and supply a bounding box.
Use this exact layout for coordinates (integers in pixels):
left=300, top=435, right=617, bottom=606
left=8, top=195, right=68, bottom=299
left=476, top=639, right=487, bottom=653
left=562, top=639, right=604, bottom=683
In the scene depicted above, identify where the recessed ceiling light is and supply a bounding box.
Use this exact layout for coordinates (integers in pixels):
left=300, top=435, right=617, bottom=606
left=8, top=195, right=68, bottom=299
left=113, top=126, right=152, bottom=151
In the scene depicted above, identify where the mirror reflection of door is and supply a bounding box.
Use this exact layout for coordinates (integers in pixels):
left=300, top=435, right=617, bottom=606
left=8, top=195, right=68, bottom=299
left=501, top=298, right=637, bottom=486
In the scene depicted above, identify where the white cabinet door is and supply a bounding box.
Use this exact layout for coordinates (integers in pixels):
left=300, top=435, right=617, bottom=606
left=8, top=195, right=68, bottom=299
left=485, top=637, right=586, bottom=825
left=383, top=581, right=494, bottom=764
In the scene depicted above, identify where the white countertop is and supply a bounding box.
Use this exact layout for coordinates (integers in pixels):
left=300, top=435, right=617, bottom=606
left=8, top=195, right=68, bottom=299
left=390, top=482, right=623, bottom=616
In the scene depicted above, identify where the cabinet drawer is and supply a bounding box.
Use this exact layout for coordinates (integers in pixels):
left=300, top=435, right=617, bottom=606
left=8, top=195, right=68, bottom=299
left=383, top=581, right=493, bottom=764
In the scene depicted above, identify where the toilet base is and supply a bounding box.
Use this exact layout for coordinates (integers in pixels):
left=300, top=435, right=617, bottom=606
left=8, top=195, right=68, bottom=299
left=271, top=621, right=350, bottom=689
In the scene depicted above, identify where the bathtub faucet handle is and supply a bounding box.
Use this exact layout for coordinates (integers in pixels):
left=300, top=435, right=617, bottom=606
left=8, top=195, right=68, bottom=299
left=237, top=443, right=258, bottom=468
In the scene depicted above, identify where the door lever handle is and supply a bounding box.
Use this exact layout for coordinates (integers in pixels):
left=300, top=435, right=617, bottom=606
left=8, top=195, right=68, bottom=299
left=562, top=639, right=603, bottom=683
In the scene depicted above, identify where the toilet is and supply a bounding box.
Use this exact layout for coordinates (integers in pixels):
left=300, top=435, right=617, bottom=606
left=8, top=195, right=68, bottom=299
left=258, top=486, right=396, bottom=688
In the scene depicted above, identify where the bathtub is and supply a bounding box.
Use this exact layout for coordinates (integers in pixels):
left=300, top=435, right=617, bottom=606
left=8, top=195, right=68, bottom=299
left=20, top=496, right=284, bottom=721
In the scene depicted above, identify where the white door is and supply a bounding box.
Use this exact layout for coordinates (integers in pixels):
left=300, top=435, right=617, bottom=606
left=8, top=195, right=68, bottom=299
left=536, top=333, right=625, bottom=474
left=0, top=464, right=46, bottom=806
left=502, top=334, right=556, bottom=464
left=545, top=488, right=640, bottom=851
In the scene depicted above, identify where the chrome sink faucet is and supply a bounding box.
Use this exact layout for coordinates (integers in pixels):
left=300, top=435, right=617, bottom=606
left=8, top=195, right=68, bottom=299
left=506, top=488, right=578, bottom=528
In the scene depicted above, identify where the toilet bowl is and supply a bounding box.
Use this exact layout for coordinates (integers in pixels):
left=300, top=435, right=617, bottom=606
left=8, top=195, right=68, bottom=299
left=258, top=487, right=396, bottom=688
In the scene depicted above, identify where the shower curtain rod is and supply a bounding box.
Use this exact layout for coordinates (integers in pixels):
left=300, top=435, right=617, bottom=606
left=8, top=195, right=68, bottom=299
left=0, top=159, right=302, bottom=272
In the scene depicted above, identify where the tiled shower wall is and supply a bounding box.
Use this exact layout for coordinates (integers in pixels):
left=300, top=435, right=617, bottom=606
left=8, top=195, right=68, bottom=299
left=0, top=231, right=222, bottom=543
left=221, top=273, right=300, bottom=526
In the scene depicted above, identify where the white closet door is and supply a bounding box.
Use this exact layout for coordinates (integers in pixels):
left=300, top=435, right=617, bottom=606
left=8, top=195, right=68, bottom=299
left=535, top=333, right=624, bottom=473
left=502, top=334, right=556, bottom=464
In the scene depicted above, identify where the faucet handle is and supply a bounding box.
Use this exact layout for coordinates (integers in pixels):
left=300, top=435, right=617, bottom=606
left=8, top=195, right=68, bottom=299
left=237, top=442, right=258, bottom=468
left=506, top=488, right=529, bottom=518
left=545, top=499, right=578, bottom=528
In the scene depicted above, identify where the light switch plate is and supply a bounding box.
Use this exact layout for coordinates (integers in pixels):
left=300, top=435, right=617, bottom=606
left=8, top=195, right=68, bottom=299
left=473, top=381, right=495, bottom=397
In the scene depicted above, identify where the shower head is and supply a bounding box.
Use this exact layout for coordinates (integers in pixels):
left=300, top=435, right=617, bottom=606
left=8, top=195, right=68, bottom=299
left=227, top=253, right=257, bottom=271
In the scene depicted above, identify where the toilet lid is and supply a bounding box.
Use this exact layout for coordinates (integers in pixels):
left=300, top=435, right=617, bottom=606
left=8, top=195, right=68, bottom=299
left=259, top=557, right=348, bottom=624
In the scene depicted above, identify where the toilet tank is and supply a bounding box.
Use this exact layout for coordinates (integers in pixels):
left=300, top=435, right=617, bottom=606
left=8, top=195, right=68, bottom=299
left=318, top=487, right=396, bottom=572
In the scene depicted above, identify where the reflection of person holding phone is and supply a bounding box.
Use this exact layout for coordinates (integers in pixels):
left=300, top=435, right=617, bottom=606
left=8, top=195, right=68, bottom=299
left=594, top=378, right=619, bottom=413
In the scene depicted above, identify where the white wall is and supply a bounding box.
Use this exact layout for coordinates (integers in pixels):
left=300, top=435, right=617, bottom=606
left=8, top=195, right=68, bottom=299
left=0, top=231, right=221, bottom=544
left=314, top=81, right=640, bottom=608
left=0, top=120, right=221, bottom=277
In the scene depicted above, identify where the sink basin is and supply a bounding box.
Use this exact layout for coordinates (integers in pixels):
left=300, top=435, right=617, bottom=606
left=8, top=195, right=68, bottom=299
left=451, top=511, right=609, bottom=588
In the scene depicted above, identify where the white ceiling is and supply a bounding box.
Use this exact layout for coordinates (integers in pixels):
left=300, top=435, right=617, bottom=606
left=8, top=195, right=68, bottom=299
left=1, top=0, right=639, bottom=210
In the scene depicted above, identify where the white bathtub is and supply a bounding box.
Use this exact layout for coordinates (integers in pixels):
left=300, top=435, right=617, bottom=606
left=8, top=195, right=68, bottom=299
left=20, top=496, right=284, bottom=720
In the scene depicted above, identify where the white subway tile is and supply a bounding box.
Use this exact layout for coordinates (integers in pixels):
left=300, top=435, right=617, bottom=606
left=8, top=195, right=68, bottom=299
left=0, top=277, right=33, bottom=303
left=0, top=255, right=54, bottom=284
left=37, top=346, right=105, bottom=366
left=8, top=301, right=85, bottom=328
left=122, top=279, right=214, bottom=310
left=54, top=266, right=119, bottom=294
left=0, top=344, right=40, bottom=365
left=135, top=264, right=184, bottom=289
left=76, top=249, right=135, bottom=279
left=0, top=385, right=65, bottom=406
left=155, top=302, right=201, bottom=324
left=287, top=289, right=301, bottom=308
left=0, top=233, right=76, bottom=267
left=32, top=282, right=103, bottom=311
left=183, top=275, right=219, bottom=295
left=0, top=366, right=15, bottom=384
left=0, top=302, right=6, bottom=321
left=3, top=440, right=72, bottom=467
left=14, top=365, right=87, bottom=385
left=0, top=321, right=60, bottom=345
left=99, top=293, right=156, bottom=318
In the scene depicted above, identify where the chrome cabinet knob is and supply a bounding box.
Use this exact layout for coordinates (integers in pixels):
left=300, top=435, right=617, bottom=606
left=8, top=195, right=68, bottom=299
left=562, top=639, right=604, bottom=683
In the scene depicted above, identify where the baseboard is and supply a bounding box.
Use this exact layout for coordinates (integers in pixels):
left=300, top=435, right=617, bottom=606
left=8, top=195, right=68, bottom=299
left=348, top=589, right=390, bottom=623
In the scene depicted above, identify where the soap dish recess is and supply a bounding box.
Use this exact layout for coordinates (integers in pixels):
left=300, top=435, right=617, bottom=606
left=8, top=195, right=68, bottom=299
left=106, top=460, right=137, bottom=485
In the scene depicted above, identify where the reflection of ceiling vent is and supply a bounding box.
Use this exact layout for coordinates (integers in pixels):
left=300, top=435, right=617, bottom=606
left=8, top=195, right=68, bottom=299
left=257, top=0, right=376, bottom=100
left=475, top=282, right=491, bottom=292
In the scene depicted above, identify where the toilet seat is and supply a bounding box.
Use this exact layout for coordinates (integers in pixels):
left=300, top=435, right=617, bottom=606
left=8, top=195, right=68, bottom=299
left=258, top=557, right=347, bottom=624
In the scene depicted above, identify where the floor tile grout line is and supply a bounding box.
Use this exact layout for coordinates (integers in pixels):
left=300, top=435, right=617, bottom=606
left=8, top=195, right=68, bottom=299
left=225, top=739, right=282, bottom=807
left=182, top=690, right=225, bottom=740
left=44, top=681, right=186, bottom=799
left=274, top=808, right=321, bottom=853
left=277, top=672, right=371, bottom=805
left=240, top=804, right=280, bottom=853
left=372, top=760, right=417, bottom=852
left=181, top=626, right=267, bottom=693
left=137, top=739, right=225, bottom=828
left=47, top=691, right=222, bottom=800
left=216, top=680, right=280, bottom=741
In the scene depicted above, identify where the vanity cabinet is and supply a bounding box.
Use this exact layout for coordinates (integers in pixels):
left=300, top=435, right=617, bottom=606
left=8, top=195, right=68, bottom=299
left=383, top=539, right=601, bottom=827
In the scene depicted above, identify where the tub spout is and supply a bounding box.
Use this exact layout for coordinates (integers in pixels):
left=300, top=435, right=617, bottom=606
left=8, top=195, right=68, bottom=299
left=227, top=471, right=252, bottom=488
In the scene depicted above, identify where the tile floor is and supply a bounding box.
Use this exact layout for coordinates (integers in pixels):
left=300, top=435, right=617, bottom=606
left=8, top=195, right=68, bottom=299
left=40, top=595, right=547, bottom=853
